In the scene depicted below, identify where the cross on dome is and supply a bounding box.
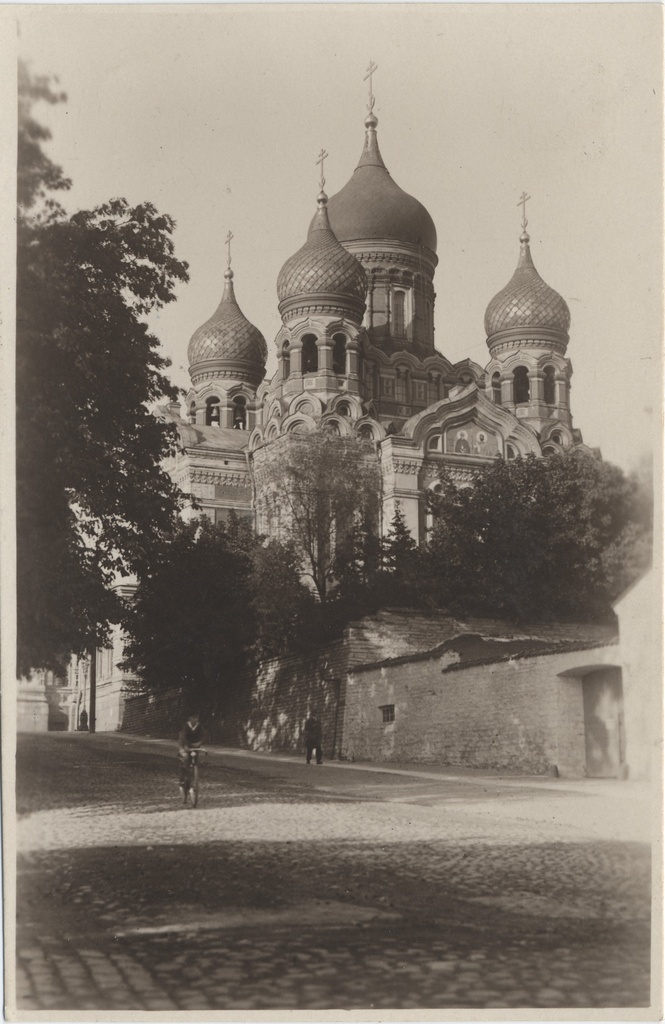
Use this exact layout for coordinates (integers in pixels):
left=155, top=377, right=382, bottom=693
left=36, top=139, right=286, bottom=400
left=364, top=60, right=378, bottom=113
left=225, top=230, right=234, bottom=269
left=517, top=191, right=531, bottom=232
left=316, top=148, right=329, bottom=192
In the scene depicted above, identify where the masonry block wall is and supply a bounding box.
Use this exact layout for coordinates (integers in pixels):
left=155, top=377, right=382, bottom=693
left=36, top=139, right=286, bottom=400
left=342, top=647, right=616, bottom=775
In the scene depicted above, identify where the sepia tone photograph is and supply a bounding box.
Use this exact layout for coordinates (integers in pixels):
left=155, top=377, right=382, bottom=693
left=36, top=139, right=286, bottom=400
left=3, top=2, right=663, bottom=1018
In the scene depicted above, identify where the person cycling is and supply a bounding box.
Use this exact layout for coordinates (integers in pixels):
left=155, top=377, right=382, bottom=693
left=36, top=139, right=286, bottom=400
left=178, top=712, right=204, bottom=800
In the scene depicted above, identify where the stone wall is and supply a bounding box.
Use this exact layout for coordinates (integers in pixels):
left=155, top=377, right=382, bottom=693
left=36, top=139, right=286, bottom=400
left=343, top=643, right=620, bottom=776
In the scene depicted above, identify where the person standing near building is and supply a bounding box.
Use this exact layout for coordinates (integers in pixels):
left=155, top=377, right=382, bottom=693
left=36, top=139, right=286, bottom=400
left=303, top=713, right=323, bottom=765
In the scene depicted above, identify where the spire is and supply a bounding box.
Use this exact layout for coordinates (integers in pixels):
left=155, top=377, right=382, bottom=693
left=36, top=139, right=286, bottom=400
left=357, top=60, right=387, bottom=170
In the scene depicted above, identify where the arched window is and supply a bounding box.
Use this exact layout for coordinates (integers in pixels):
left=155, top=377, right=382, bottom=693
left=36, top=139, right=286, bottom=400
left=542, top=446, right=557, bottom=456
left=206, top=397, right=221, bottom=426
left=282, top=341, right=290, bottom=379
left=332, top=334, right=346, bottom=375
left=513, top=366, right=530, bottom=404
left=551, top=431, right=562, bottom=445
left=427, top=434, right=442, bottom=452
left=492, top=372, right=502, bottom=405
left=358, top=424, right=374, bottom=441
left=337, top=402, right=350, bottom=417
left=188, top=402, right=196, bottom=424
left=506, top=444, right=517, bottom=460
left=543, top=365, right=556, bottom=405
left=393, top=291, right=406, bottom=337
left=233, top=395, right=247, bottom=429
left=302, top=334, right=318, bottom=374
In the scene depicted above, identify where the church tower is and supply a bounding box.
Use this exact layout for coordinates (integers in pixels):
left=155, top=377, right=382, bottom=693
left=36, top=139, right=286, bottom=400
left=186, top=234, right=267, bottom=432
left=322, top=64, right=438, bottom=362
left=483, top=197, right=576, bottom=452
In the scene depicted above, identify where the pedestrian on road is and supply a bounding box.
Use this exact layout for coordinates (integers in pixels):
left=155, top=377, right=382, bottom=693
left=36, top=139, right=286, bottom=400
left=178, top=712, right=204, bottom=797
left=303, top=713, right=323, bottom=765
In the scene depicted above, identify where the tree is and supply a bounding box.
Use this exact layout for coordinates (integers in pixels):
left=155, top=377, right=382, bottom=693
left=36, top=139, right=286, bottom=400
left=122, top=515, right=316, bottom=707
left=377, top=507, right=425, bottom=608
left=426, top=450, right=642, bottom=623
left=121, top=519, right=256, bottom=712
left=17, top=65, right=189, bottom=674
left=258, top=431, right=381, bottom=603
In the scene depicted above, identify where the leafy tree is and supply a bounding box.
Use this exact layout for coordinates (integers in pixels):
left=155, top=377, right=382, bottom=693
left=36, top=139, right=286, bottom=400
left=426, top=450, right=641, bottom=623
left=258, top=431, right=381, bottom=603
left=251, top=539, right=319, bottom=659
left=122, top=515, right=316, bottom=706
left=122, top=518, right=256, bottom=712
left=17, top=65, right=189, bottom=674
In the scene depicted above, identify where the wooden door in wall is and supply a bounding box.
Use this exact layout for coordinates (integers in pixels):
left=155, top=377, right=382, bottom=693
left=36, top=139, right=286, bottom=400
left=582, top=667, right=625, bottom=778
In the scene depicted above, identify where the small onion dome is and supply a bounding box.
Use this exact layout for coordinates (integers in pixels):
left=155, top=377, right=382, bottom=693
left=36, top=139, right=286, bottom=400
left=484, top=231, right=570, bottom=353
left=277, top=190, right=367, bottom=325
left=188, top=268, right=268, bottom=386
left=320, top=112, right=437, bottom=254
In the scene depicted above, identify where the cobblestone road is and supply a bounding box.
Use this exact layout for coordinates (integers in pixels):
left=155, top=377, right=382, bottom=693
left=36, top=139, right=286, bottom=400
left=13, top=733, right=655, bottom=1013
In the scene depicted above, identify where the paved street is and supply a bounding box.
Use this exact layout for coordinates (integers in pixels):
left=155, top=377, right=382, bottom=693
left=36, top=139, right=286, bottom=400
left=14, top=732, right=655, bottom=1012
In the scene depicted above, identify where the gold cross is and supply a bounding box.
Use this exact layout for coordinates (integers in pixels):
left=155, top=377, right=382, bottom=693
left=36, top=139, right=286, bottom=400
left=364, top=60, right=378, bottom=112
left=225, top=230, right=234, bottom=268
left=517, top=191, right=531, bottom=231
left=316, top=148, right=329, bottom=190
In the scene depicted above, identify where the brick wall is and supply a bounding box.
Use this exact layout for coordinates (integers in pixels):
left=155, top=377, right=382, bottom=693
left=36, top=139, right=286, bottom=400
left=343, top=644, right=618, bottom=776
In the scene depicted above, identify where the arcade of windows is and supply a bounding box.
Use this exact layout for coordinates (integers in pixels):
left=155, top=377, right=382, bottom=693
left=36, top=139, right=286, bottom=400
left=282, top=333, right=348, bottom=377
left=491, top=365, right=558, bottom=406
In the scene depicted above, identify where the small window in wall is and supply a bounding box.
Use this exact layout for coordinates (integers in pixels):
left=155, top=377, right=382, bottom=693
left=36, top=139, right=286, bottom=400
left=282, top=341, right=290, bottom=378
left=393, top=291, right=406, bottom=336
left=358, top=424, right=374, bottom=441
left=233, top=395, right=247, bottom=429
left=551, top=431, right=562, bottom=445
left=380, top=704, right=395, bottom=723
left=337, top=401, right=351, bottom=417
left=492, top=372, right=502, bottom=405
left=543, top=365, right=556, bottom=405
left=427, top=433, right=442, bottom=452
left=382, top=377, right=395, bottom=398
left=513, top=366, right=530, bottom=404
left=506, top=444, right=517, bottom=460
left=414, top=381, right=426, bottom=404
left=332, top=334, right=346, bottom=375
left=206, top=397, right=221, bottom=426
left=302, top=334, right=318, bottom=374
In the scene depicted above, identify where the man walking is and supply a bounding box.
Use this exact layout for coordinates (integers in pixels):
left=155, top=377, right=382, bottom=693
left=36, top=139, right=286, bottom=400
left=303, top=713, right=323, bottom=765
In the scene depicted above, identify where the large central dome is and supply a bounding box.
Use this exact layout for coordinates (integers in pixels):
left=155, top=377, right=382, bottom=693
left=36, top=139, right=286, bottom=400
left=313, top=113, right=437, bottom=254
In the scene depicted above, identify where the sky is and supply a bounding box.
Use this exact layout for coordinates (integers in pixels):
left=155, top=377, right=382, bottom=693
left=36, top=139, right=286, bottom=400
left=11, top=3, right=663, bottom=472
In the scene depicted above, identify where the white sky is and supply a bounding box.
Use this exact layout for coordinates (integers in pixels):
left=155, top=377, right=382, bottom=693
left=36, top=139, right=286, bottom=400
left=13, top=3, right=663, bottom=472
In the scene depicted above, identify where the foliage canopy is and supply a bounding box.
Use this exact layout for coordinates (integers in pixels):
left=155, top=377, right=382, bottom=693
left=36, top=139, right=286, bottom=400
left=17, top=64, right=189, bottom=673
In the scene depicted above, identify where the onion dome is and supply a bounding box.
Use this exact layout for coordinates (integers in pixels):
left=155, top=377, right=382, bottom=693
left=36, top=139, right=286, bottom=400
left=485, top=230, right=570, bottom=354
left=277, top=189, right=367, bottom=325
left=188, top=266, right=267, bottom=387
left=321, top=111, right=437, bottom=254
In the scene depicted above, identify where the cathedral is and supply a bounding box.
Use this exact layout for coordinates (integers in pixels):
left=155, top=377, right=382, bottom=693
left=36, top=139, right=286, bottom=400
left=161, top=83, right=587, bottom=544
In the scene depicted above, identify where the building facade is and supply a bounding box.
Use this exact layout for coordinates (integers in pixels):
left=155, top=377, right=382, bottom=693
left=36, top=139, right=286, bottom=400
left=160, top=95, right=590, bottom=542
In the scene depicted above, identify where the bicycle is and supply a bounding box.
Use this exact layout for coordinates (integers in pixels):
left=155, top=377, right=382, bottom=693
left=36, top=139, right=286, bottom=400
left=181, top=748, right=206, bottom=808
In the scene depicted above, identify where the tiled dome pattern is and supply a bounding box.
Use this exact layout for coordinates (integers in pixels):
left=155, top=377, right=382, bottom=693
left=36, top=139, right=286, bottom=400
left=188, top=277, right=268, bottom=369
left=277, top=205, right=367, bottom=304
left=485, top=242, right=570, bottom=337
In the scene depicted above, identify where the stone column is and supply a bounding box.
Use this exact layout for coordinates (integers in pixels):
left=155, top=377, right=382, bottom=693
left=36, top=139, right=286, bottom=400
left=290, top=339, right=302, bottom=376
